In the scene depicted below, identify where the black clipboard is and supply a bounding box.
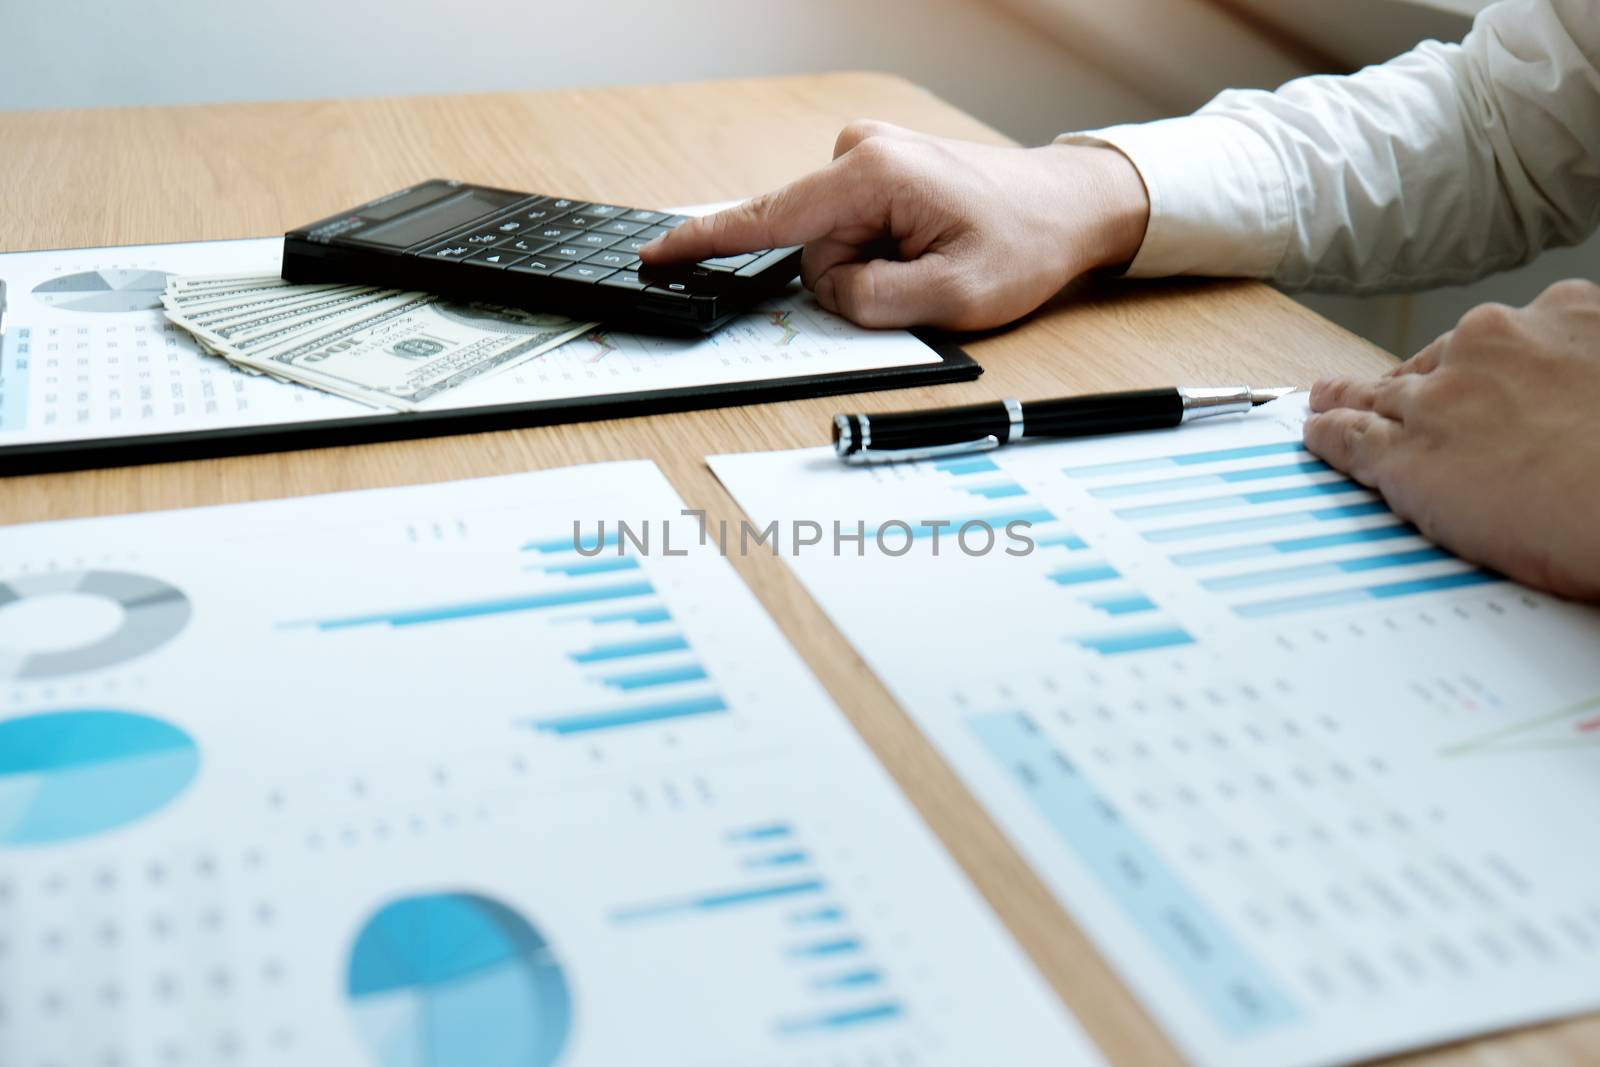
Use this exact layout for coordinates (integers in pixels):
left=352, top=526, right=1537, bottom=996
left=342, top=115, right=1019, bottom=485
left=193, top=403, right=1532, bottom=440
left=1, top=330, right=979, bottom=476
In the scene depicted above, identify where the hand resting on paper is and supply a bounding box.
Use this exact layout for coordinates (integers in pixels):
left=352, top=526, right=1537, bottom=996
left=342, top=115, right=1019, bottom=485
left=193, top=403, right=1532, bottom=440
left=1305, top=280, right=1600, bottom=600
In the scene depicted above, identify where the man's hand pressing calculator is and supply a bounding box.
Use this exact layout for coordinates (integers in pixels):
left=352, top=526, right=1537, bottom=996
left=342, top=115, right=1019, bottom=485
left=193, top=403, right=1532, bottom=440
left=283, top=180, right=801, bottom=334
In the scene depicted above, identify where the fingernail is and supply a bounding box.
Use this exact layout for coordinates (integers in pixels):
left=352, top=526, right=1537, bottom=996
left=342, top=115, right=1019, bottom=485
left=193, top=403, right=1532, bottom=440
left=815, top=273, right=837, bottom=312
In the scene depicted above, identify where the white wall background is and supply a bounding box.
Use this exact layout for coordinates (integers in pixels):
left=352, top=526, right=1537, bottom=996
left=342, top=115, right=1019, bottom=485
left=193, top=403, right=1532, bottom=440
left=0, top=0, right=1169, bottom=145
left=3, top=0, right=1593, bottom=357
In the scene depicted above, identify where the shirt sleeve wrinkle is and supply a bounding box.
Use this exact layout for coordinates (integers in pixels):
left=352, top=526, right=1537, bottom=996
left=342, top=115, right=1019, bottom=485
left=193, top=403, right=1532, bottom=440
left=1058, top=0, right=1600, bottom=292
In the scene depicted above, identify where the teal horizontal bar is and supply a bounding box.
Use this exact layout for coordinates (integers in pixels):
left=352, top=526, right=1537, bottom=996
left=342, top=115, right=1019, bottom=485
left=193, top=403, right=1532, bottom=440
left=1036, top=532, right=1089, bottom=550
left=1172, top=523, right=1415, bottom=567
left=1234, top=569, right=1500, bottom=618
left=600, top=663, right=709, bottom=691
left=1115, top=480, right=1362, bottom=521
left=588, top=606, right=672, bottom=626
left=933, top=456, right=1000, bottom=475
left=523, top=529, right=620, bottom=553
left=1143, top=501, right=1389, bottom=544
left=1370, top=570, right=1502, bottom=598
left=900, top=507, right=1057, bottom=539
left=790, top=906, right=846, bottom=924
left=1087, top=593, right=1158, bottom=615
left=311, top=581, right=655, bottom=630
left=728, top=823, right=793, bottom=842
left=1065, top=440, right=1305, bottom=478
left=539, top=557, right=640, bottom=576
left=778, top=1002, right=904, bottom=1035
left=1077, top=627, right=1196, bottom=655
left=1201, top=547, right=1448, bottom=591
left=789, top=938, right=863, bottom=959
left=813, top=969, right=884, bottom=991
left=745, top=851, right=810, bottom=869
left=1049, top=563, right=1120, bottom=586
left=570, top=634, right=688, bottom=663
left=610, top=878, right=825, bottom=922
left=1089, top=460, right=1330, bottom=499
left=965, top=482, right=1028, bottom=499
left=531, top=694, right=726, bottom=735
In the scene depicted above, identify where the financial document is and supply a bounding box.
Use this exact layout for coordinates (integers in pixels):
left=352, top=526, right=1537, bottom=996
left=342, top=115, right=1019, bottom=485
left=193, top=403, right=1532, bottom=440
left=0, top=462, right=1102, bottom=1067
left=0, top=237, right=941, bottom=446
left=711, top=396, right=1600, bottom=1067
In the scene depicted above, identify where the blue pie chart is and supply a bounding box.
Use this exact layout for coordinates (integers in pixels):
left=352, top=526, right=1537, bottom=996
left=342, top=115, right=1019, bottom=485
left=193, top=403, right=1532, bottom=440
left=0, top=710, right=200, bottom=846
left=347, top=892, right=572, bottom=1067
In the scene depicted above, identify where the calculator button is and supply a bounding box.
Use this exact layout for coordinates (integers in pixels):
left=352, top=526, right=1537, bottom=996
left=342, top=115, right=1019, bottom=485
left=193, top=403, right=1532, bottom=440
left=562, top=214, right=608, bottom=230
left=597, top=219, right=648, bottom=237
left=518, top=206, right=568, bottom=225
left=508, top=256, right=563, bottom=275
left=644, top=281, right=693, bottom=300
left=584, top=249, right=636, bottom=268
left=534, top=226, right=584, bottom=243
left=544, top=245, right=589, bottom=261
left=597, top=270, right=648, bottom=290
left=489, top=218, right=526, bottom=234
left=659, top=215, right=692, bottom=228
left=618, top=237, right=653, bottom=255
left=464, top=249, right=528, bottom=269
left=573, top=231, right=623, bottom=249
left=637, top=225, right=671, bottom=241
left=555, top=263, right=617, bottom=283
left=543, top=198, right=582, bottom=213
left=420, top=242, right=472, bottom=259
left=463, top=229, right=514, bottom=247
left=698, top=253, right=758, bottom=270
left=580, top=204, right=627, bottom=219
left=621, top=209, right=666, bottom=224
left=505, top=237, right=552, bottom=255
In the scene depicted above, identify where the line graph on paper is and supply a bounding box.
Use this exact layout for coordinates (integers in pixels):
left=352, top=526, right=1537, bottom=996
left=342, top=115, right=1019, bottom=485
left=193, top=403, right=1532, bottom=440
left=1442, top=694, right=1600, bottom=756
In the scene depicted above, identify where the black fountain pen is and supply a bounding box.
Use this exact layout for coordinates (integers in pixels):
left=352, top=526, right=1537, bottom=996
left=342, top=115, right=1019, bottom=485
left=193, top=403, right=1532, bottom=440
left=833, top=386, right=1297, bottom=465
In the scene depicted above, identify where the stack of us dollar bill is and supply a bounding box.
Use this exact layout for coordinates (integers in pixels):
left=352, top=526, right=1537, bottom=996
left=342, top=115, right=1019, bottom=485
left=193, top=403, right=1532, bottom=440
left=161, top=274, right=596, bottom=411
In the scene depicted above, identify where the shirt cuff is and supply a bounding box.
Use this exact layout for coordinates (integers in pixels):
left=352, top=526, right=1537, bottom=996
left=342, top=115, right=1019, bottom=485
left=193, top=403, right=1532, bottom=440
left=1058, top=113, right=1293, bottom=279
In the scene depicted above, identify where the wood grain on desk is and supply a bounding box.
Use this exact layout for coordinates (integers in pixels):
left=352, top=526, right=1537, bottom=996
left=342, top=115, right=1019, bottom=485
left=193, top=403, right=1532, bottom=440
left=3, top=72, right=1593, bottom=1067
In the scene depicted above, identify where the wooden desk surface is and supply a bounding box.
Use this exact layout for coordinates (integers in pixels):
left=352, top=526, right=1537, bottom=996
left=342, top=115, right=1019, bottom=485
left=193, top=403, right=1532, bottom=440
left=2, top=72, right=1592, bottom=1067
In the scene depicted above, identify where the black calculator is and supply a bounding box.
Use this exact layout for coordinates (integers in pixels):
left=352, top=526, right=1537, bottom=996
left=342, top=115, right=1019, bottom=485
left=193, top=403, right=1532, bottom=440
left=282, top=179, right=802, bottom=334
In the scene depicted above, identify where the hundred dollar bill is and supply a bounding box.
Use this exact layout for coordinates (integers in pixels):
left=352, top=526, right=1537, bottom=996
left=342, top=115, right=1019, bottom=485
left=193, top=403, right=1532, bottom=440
left=165, top=273, right=329, bottom=304
left=232, top=294, right=594, bottom=410
left=169, top=286, right=403, bottom=352
left=163, top=276, right=594, bottom=410
left=165, top=281, right=402, bottom=381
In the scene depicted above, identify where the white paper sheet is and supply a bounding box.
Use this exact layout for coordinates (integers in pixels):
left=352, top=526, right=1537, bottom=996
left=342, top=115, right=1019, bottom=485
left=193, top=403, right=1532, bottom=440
left=711, top=396, right=1600, bottom=1067
left=0, top=461, right=1103, bottom=1067
left=0, top=237, right=941, bottom=448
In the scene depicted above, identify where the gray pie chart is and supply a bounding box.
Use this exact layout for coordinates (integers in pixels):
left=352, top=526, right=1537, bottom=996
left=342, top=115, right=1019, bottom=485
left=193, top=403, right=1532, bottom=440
left=0, top=570, right=191, bottom=679
left=32, top=269, right=173, bottom=314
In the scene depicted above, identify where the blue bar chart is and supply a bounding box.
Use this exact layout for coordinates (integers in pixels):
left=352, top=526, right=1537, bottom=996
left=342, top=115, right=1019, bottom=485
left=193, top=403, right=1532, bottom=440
left=1066, top=439, right=1502, bottom=620
left=608, top=823, right=907, bottom=1041
left=877, top=456, right=1198, bottom=657
left=285, top=522, right=731, bottom=740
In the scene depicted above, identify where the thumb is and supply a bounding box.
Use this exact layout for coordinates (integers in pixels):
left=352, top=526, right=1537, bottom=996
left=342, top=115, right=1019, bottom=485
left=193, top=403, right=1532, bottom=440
left=815, top=255, right=968, bottom=330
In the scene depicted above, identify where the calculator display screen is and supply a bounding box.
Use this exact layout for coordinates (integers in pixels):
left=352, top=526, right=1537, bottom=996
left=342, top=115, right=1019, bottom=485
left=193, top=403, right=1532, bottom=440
left=348, top=189, right=520, bottom=249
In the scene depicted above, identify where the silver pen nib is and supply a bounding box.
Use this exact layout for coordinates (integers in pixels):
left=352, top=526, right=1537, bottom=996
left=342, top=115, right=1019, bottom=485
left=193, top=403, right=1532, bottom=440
left=1248, top=386, right=1298, bottom=406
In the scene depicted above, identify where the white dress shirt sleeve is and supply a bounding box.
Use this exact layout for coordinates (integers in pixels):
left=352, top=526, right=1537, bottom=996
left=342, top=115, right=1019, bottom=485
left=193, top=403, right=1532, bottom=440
left=1059, top=0, right=1600, bottom=292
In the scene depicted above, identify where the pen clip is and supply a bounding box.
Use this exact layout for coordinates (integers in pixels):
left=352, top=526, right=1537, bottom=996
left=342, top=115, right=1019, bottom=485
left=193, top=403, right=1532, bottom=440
left=840, top=435, right=1001, bottom=466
